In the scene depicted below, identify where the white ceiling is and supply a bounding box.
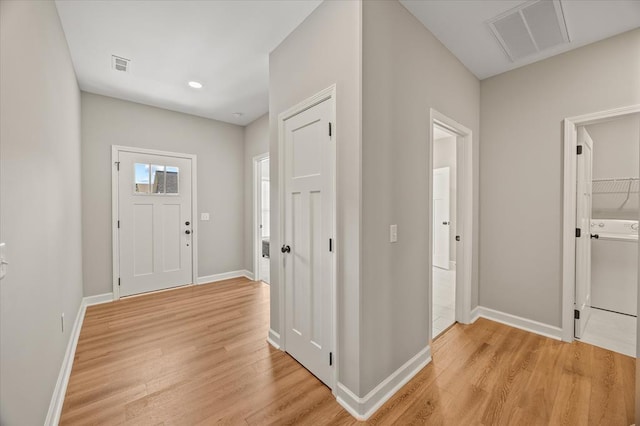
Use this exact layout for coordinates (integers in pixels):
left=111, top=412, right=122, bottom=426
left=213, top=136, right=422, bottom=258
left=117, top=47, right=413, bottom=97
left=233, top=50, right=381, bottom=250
left=55, top=1, right=639, bottom=125
left=400, top=0, right=640, bottom=80
left=55, top=0, right=321, bottom=126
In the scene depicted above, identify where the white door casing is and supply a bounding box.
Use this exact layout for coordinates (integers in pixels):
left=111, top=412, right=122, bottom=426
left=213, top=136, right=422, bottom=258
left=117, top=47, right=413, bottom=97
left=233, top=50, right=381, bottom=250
left=113, top=147, right=197, bottom=298
left=433, top=167, right=451, bottom=270
left=561, top=105, right=640, bottom=343
left=428, top=109, right=473, bottom=331
left=574, top=127, right=594, bottom=338
left=281, top=91, right=335, bottom=388
left=254, top=155, right=271, bottom=284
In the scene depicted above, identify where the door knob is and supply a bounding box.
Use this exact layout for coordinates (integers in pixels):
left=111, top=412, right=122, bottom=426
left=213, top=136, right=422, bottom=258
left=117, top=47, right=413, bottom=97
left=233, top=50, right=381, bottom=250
left=281, top=245, right=291, bottom=253
left=185, top=230, right=191, bottom=235
left=590, top=234, right=599, bottom=239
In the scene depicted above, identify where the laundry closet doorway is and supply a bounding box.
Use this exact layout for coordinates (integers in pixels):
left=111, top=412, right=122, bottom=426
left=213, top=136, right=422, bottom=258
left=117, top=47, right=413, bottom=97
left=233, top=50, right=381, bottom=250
left=562, top=106, right=640, bottom=358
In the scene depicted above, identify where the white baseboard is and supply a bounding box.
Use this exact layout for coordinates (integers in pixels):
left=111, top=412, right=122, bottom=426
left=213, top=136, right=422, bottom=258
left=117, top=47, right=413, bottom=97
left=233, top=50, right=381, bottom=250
left=336, top=346, right=432, bottom=420
left=84, top=292, right=114, bottom=306
left=473, top=306, right=562, bottom=340
left=45, top=291, right=115, bottom=425
left=45, top=299, right=85, bottom=425
left=470, top=306, right=481, bottom=323
left=197, top=269, right=254, bottom=284
left=267, top=329, right=281, bottom=350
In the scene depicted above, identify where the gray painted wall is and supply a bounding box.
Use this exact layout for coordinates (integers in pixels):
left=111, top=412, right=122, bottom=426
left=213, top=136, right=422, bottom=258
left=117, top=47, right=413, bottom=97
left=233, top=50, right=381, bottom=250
left=434, top=135, right=457, bottom=262
left=0, top=1, right=84, bottom=424
left=480, top=29, right=640, bottom=327
left=269, top=0, right=363, bottom=394
left=361, top=0, right=480, bottom=395
left=243, top=113, right=269, bottom=273
left=81, top=92, right=245, bottom=296
left=587, top=114, right=640, bottom=220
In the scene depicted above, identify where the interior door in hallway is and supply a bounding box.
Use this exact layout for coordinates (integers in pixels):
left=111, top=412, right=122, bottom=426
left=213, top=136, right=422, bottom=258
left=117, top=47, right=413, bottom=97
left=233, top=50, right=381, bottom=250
left=433, top=167, right=451, bottom=270
left=575, top=127, right=593, bottom=338
left=117, top=150, right=194, bottom=297
left=282, top=96, right=335, bottom=388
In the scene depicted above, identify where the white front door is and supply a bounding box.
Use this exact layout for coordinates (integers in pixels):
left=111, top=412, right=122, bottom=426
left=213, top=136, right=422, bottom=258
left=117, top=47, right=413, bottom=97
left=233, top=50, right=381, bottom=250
left=117, top=151, right=194, bottom=297
left=575, top=127, right=594, bottom=338
left=282, top=97, right=334, bottom=387
left=433, top=167, right=451, bottom=270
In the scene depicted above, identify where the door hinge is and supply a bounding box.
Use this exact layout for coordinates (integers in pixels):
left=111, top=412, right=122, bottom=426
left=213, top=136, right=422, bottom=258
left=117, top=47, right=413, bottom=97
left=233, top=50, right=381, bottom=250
left=118, top=278, right=121, bottom=286
left=329, top=122, right=332, bottom=137
left=115, top=161, right=120, bottom=170
left=329, top=352, right=333, bottom=366
left=574, top=309, right=580, bottom=319
left=576, top=145, right=583, bottom=155
left=575, top=228, right=581, bottom=238
left=329, top=238, right=333, bottom=252
left=117, top=220, right=120, bottom=229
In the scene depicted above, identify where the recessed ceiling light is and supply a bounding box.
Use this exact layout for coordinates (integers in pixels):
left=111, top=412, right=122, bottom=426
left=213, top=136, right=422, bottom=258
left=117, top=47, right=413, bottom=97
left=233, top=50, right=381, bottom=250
left=232, top=112, right=243, bottom=118
left=188, top=81, right=203, bottom=89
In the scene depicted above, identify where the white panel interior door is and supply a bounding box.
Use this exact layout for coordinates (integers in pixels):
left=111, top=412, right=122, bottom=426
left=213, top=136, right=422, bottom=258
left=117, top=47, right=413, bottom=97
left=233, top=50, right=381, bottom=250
left=118, top=151, right=193, bottom=297
left=575, top=127, right=594, bottom=338
left=433, top=167, right=451, bottom=270
left=283, top=97, right=334, bottom=387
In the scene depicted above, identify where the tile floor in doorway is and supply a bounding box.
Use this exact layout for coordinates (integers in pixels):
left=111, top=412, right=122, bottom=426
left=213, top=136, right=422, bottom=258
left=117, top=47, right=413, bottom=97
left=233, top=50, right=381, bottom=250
left=259, top=256, right=270, bottom=284
left=579, top=307, right=636, bottom=357
left=433, top=266, right=455, bottom=338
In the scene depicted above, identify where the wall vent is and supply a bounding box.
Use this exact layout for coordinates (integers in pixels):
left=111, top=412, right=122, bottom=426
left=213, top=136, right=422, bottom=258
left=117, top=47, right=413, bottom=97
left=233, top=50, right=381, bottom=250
left=111, top=55, right=130, bottom=73
left=488, top=0, right=569, bottom=62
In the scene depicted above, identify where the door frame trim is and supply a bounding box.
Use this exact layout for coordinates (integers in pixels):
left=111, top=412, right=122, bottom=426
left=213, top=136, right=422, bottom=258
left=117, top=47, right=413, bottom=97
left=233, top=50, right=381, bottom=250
left=428, top=109, right=473, bottom=338
left=111, top=145, right=198, bottom=300
left=561, top=104, right=640, bottom=342
left=277, top=84, right=337, bottom=390
left=253, top=152, right=269, bottom=283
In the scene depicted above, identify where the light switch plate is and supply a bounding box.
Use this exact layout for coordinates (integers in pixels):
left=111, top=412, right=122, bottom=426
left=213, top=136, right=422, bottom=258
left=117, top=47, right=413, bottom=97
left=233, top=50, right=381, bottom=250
left=0, top=243, right=6, bottom=280
left=390, top=225, right=398, bottom=243
left=200, top=213, right=210, bottom=221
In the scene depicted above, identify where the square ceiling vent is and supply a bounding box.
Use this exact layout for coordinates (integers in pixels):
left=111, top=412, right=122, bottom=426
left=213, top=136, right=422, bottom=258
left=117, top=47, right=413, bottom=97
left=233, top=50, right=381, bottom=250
left=488, top=0, right=569, bottom=62
left=111, top=55, right=130, bottom=73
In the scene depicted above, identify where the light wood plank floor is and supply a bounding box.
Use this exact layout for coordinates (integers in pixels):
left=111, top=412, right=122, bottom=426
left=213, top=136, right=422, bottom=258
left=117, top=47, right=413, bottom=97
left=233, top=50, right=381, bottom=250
left=61, top=278, right=634, bottom=425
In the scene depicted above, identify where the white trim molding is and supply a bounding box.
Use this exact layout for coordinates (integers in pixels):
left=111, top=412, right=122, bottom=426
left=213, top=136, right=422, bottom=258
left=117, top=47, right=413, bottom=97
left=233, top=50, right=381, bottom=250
left=197, top=270, right=254, bottom=284
left=470, top=306, right=481, bottom=323
left=336, top=346, right=432, bottom=420
left=267, top=329, right=281, bottom=350
left=252, top=152, right=270, bottom=285
left=428, top=109, right=474, bottom=334
left=45, top=293, right=114, bottom=425
left=83, top=292, right=115, bottom=305
left=472, top=306, right=562, bottom=341
left=561, top=104, right=640, bottom=342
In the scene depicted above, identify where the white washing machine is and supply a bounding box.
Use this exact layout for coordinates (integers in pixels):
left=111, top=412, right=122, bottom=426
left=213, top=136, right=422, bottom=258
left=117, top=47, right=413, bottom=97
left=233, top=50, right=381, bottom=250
left=590, top=219, right=638, bottom=316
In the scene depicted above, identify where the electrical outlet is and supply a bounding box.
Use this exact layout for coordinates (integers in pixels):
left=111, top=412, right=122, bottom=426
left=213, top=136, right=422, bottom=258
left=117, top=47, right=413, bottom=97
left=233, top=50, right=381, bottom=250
left=390, top=224, right=398, bottom=243
left=61, top=313, right=65, bottom=333
left=200, top=212, right=210, bottom=221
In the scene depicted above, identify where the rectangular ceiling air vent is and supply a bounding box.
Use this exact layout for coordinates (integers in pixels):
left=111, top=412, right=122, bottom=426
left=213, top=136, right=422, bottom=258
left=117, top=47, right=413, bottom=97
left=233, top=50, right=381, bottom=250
left=488, top=0, right=569, bottom=62
left=111, top=55, right=130, bottom=73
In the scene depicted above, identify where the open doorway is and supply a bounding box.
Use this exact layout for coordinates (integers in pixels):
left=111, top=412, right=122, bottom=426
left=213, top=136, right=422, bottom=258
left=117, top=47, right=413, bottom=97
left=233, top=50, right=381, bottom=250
left=429, top=109, right=473, bottom=341
left=572, top=114, right=639, bottom=357
left=562, top=105, right=640, bottom=360
left=432, top=125, right=457, bottom=337
left=254, top=154, right=270, bottom=284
